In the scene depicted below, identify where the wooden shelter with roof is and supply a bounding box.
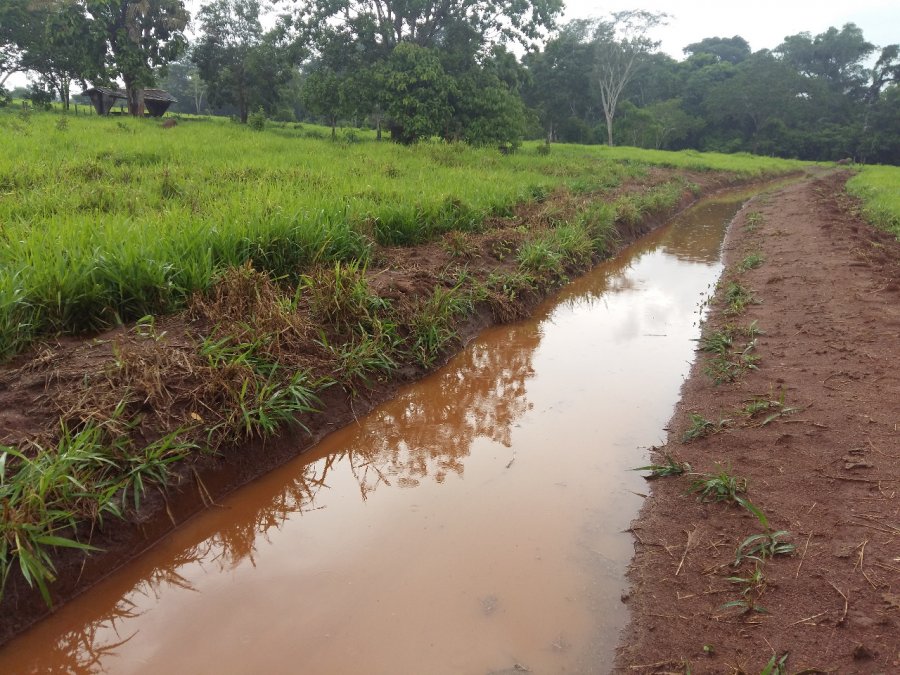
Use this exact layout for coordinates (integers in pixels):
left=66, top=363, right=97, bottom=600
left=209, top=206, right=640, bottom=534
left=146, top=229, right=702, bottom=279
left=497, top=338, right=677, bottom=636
left=81, top=87, right=177, bottom=117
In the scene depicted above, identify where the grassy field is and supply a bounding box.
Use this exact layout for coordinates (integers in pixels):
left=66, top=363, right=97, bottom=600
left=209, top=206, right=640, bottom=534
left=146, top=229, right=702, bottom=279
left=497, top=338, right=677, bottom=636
left=846, top=165, right=900, bottom=236
left=0, top=109, right=810, bottom=359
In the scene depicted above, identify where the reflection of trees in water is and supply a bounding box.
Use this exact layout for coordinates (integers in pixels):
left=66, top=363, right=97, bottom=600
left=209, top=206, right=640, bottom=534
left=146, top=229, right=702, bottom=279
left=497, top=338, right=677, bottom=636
left=339, top=333, right=537, bottom=492
left=33, top=461, right=327, bottom=673
left=38, top=601, right=139, bottom=674
left=659, top=200, right=740, bottom=263
left=34, top=315, right=541, bottom=671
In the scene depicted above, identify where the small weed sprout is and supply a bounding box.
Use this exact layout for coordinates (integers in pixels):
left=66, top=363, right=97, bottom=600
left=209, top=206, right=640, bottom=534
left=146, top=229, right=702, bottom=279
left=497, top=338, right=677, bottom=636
left=744, top=211, right=764, bottom=231
left=133, top=314, right=167, bottom=341
left=697, top=329, right=733, bottom=355
left=441, top=231, right=478, bottom=258
left=743, top=320, right=763, bottom=339
left=682, top=413, right=729, bottom=442
left=704, top=339, right=759, bottom=385
left=632, top=452, right=691, bottom=479
left=734, top=530, right=796, bottom=566
left=726, top=562, right=767, bottom=597
left=740, top=388, right=801, bottom=426
left=723, top=281, right=756, bottom=315
left=739, top=252, right=765, bottom=271
left=720, top=559, right=769, bottom=616
left=688, top=465, right=748, bottom=504
left=760, top=653, right=789, bottom=675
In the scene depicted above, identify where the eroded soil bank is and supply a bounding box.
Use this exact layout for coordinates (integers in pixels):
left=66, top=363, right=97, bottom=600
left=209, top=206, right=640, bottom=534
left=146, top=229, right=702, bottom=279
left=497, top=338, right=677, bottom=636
left=0, top=168, right=762, bottom=643
left=616, top=172, right=900, bottom=674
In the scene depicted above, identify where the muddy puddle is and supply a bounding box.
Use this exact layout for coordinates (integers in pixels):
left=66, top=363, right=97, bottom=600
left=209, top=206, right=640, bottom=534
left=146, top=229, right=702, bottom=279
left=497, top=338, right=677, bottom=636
left=0, top=191, right=756, bottom=674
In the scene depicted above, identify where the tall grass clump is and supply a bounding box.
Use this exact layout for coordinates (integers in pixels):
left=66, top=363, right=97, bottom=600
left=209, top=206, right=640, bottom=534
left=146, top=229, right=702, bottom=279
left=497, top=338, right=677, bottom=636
left=846, top=165, right=900, bottom=237
left=0, top=423, right=195, bottom=604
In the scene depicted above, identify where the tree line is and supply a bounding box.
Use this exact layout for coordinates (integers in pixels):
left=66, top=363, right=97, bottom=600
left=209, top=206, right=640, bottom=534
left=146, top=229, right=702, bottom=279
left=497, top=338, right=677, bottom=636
left=2, top=0, right=898, bottom=163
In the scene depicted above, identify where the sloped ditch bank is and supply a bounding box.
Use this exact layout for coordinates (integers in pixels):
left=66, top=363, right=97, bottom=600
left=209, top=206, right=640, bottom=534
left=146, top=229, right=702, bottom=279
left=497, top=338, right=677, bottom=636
left=0, top=170, right=795, bottom=647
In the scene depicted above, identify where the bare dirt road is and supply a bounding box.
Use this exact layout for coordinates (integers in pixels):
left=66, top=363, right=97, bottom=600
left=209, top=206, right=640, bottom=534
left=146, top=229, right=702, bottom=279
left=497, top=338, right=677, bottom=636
left=616, top=172, right=900, bottom=674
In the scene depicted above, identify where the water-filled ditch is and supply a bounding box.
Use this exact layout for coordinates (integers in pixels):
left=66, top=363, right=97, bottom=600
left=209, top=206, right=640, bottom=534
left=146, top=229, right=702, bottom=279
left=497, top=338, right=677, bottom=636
left=0, top=189, right=761, bottom=673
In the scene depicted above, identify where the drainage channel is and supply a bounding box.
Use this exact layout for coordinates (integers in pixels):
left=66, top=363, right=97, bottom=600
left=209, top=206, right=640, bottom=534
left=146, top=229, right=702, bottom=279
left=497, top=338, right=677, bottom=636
left=0, top=190, right=756, bottom=674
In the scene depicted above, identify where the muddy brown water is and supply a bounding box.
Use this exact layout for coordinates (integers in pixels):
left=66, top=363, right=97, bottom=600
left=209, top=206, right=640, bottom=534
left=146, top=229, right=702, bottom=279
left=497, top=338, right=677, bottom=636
left=1, top=192, right=756, bottom=674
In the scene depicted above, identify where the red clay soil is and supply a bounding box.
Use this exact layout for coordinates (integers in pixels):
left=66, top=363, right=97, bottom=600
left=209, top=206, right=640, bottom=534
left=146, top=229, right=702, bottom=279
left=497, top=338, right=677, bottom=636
left=0, top=168, right=753, bottom=644
left=615, top=172, right=900, bottom=674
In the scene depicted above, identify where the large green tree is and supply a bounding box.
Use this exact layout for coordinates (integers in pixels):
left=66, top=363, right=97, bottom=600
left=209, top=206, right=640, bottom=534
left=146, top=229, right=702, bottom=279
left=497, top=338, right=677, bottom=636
left=0, top=0, right=27, bottom=89
left=295, top=0, right=560, bottom=144
left=683, top=36, right=750, bottom=65
left=15, top=0, right=106, bottom=109
left=193, top=0, right=301, bottom=123
left=522, top=20, right=597, bottom=142
left=777, top=24, right=874, bottom=98
left=703, top=50, right=804, bottom=154
left=374, top=42, right=453, bottom=144
left=299, top=25, right=371, bottom=137
left=296, top=0, right=562, bottom=54
left=87, top=0, right=189, bottom=115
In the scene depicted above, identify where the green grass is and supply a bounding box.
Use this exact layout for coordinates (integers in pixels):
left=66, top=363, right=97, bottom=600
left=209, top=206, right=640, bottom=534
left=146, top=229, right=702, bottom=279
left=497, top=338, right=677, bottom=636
left=682, top=413, right=729, bottom=442
left=632, top=453, right=691, bottom=478
left=688, top=465, right=748, bottom=504
left=744, top=210, right=765, bottom=231
left=738, top=252, right=765, bottom=271
left=723, top=281, right=757, bottom=315
left=0, top=422, right=196, bottom=604
left=846, top=165, right=900, bottom=237
left=0, top=109, right=807, bottom=359
left=734, top=530, right=795, bottom=566
left=596, top=146, right=807, bottom=177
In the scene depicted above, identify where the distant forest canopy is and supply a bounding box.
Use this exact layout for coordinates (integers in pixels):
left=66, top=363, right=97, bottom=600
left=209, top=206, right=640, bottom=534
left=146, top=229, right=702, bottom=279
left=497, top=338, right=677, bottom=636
left=2, top=0, right=898, bottom=164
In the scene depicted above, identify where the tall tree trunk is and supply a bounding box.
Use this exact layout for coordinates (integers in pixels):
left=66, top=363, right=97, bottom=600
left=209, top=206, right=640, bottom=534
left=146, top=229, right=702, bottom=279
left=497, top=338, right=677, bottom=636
left=238, top=83, right=248, bottom=123
left=125, top=77, right=144, bottom=116
left=605, top=110, right=615, bottom=146
left=61, top=77, right=70, bottom=111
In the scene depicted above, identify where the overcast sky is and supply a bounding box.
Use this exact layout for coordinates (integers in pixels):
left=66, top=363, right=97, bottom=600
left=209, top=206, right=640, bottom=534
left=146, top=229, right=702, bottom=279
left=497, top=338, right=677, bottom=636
left=563, top=1, right=900, bottom=59
left=6, top=1, right=899, bottom=90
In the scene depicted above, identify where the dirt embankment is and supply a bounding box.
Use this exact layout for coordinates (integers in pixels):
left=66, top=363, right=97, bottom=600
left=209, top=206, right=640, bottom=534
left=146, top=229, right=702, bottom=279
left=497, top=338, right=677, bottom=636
left=0, top=168, right=758, bottom=644
left=616, top=172, right=900, bottom=674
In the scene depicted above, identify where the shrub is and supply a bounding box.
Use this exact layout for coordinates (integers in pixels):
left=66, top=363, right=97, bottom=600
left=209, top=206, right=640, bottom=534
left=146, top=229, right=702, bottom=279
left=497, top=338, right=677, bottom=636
left=247, top=107, right=267, bottom=131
